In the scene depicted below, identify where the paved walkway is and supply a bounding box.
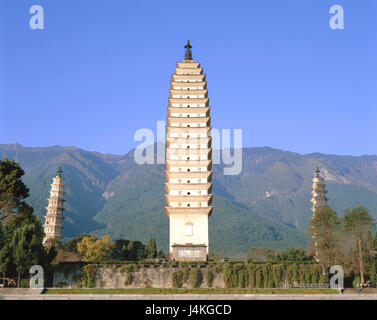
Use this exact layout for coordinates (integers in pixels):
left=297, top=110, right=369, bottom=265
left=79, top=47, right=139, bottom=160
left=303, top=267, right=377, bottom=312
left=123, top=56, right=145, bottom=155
left=1, top=293, right=377, bottom=300
left=1, top=288, right=377, bottom=300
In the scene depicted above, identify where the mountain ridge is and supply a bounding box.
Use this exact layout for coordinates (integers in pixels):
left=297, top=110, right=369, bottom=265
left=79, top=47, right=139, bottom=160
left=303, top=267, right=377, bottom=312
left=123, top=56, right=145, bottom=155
left=1, top=143, right=376, bottom=258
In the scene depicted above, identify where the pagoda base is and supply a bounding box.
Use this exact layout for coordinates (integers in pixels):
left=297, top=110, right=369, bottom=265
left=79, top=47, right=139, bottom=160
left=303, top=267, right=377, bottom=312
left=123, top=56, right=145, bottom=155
left=170, top=244, right=207, bottom=261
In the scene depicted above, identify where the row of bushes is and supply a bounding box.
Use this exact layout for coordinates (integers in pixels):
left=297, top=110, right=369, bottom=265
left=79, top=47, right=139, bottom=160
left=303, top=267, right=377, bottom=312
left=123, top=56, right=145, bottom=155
left=58, top=259, right=318, bottom=270
left=172, top=268, right=205, bottom=288
left=65, top=262, right=329, bottom=289
left=222, top=263, right=328, bottom=288
left=169, top=263, right=328, bottom=289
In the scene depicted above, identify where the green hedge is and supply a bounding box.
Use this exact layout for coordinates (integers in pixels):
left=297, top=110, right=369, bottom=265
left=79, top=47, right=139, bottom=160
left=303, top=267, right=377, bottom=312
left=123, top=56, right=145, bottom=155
left=221, top=263, right=327, bottom=288
left=189, top=269, right=203, bottom=288
left=81, top=265, right=97, bottom=288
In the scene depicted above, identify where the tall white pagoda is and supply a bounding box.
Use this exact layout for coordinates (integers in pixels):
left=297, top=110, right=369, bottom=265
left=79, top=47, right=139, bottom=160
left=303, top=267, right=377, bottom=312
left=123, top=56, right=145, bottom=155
left=43, top=166, right=65, bottom=245
left=310, top=166, right=328, bottom=262
left=165, top=41, right=213, bottom=261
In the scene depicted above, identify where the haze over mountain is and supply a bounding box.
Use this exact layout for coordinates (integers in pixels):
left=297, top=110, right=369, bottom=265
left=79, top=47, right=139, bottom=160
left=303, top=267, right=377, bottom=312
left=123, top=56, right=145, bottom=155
left=1, top=142, right=376, bottom=259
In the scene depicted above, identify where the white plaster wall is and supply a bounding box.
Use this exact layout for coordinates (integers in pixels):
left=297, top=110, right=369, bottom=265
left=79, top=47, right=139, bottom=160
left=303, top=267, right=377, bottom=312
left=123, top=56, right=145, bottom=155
left=169, top=213, right=209, bottom=253
left=168, top=166, right=207, bottom=172
left=169, top=190, right=208, bottom=196
left=169, top=202, right=209, bottom=207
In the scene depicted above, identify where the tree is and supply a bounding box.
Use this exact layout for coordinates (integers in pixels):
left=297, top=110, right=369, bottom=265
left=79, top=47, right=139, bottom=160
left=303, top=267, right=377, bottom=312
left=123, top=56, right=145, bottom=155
left=110, top=239, right=146, bottom=261
left=369, top=232, right=377, bottom=287
left=0, top=223, right=11, bottom=282
left=109, top=239, right=128, bottom=260
left=8, top=203, right=54, bottom=287
left=0, top=160, right=55, bottom=286
left=146, top=238, right=157, bottom=259
left=343, top=206, right=376, bottom=285
left=0, top=159, right=30, bottom=223
left=77, top=235, right=114, bottom=262
left=127, top=241, right=135, bottom=260
left=11, top=216, right=43, bottom=286
left=157, top=250, right=165, bottom=260
left=247, top=247, right=276, bottom=261
left=310, top=206, right=342, bottom=268
left=272, top=248, right=310, bottom=262
left=208, top=251, right=229, bottom=261
left=61, top=235, right=87, bottom=253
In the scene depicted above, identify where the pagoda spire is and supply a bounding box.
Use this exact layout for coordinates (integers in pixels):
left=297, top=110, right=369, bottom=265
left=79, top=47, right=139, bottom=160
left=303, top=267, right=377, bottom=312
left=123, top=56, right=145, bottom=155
left=43, top=167, right=65, bottom=245
left=184, top=40, right=192, bottom=61
left=57, top=165, right=62, bottom=177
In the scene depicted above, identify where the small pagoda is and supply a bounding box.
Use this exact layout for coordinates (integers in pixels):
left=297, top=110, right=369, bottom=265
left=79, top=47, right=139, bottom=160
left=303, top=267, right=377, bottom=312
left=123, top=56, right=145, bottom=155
left=310, top=166, right=328, bottom=262
left=310, top=166, right=328, bottom=215
left=43, top=166, right=65, bottom=245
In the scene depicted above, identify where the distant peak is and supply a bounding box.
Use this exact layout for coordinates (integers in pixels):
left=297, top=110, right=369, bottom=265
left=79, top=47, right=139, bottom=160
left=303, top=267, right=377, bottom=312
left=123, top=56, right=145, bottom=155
left=2, top=142, right=24, bottom=149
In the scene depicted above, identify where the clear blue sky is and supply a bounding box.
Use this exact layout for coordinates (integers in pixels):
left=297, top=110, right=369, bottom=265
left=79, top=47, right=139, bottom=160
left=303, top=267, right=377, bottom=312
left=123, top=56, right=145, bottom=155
left=0, top=0, right=376, bottom=156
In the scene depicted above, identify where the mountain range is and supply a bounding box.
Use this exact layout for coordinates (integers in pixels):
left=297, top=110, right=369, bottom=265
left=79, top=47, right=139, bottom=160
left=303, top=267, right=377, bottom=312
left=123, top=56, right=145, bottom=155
left=1, top=142, right=376, bottom=259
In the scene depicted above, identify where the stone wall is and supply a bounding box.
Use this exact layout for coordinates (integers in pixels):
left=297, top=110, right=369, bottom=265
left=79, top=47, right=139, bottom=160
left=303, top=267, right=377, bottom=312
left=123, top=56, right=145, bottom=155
left=53, top=262, right=327, bottom=289
left=53, top=263, right=224, bottom=289
left=53, top=263, right=83, bottom=288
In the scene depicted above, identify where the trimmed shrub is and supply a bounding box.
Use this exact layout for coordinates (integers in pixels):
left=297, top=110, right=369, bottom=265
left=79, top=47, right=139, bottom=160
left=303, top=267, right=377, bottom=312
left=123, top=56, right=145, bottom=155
left=189, top=268, right=202, bottom=288
left=352, top=275, right=361, bottom=288
left=237, top=270, right=247, bottom=288
left=213, top=264, right=223, bottom=274
left=20, top=279, right=30, bottom=288
left=183, top=268, right=190, bottom=282
left=81, top=265, right=97, bottom=288
left=124, top=273, right=133, bottom=286
left=271, top=264, right=283, bottom=287
left=255, top=266, right=263, bottom=288
left=124, top=264, right=139, bottom=273
left=247, top=264, right=256, bottom=288
left=222, top=264, right=233, bottom=288
left=206, top=270, right=214, bottom=287
left=172, top=270, right=184, bottom=288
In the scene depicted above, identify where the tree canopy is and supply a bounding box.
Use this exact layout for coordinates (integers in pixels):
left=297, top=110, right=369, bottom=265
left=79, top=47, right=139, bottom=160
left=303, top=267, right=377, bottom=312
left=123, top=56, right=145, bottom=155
left=77, top=235, right=114, bottom=262
left=343, top=206, right=376, bottom=284
left=310, top=206, right=342, bottom=267
left=0, top=158, right=31, bottom=223
left=272, top=247, right=310, bottom=262
left=0, top=158, right=56, bottom=286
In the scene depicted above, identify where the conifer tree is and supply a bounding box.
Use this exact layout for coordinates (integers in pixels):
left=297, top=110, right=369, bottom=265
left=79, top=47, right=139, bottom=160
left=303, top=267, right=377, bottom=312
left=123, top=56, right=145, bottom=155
left=0, top=159, right=30, bottom=224
left=343, top=206, right=376, bottom=285
left=127, top=240, right=135, bottom=260
left=310, top=206, right=342, bottom=267
left=370, top=232, right=377, bottom=287
left=10, top=206, right=46, bottom=287
left=146, top=238, right=157, bottom=259
left=0, top=223, right=11, bottom=283
left=0, top=159, right=55, bottom=286
left=157, top=250, right=165, bottom=260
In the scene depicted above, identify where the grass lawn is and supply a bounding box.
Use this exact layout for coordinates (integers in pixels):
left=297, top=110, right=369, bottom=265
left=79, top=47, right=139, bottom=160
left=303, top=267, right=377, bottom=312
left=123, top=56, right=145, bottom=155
left=45, top=288, right=338, bottom=295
